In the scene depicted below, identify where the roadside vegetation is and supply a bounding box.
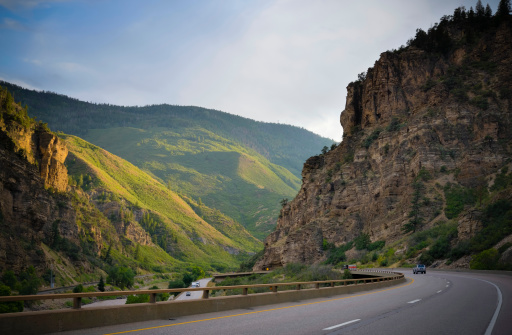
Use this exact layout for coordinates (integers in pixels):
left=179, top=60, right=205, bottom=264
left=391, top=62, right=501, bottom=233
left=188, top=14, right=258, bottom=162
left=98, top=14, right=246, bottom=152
left=211, top=264, right=353, bottom=297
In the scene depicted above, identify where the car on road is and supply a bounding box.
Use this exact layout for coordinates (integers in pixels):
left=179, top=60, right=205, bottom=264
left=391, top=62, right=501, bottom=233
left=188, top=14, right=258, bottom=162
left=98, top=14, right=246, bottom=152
left=413, top=264, right=426, bottom=274
left=185, top=292, right=191, bottom=296
left=192, top=282, right=200, bottom=287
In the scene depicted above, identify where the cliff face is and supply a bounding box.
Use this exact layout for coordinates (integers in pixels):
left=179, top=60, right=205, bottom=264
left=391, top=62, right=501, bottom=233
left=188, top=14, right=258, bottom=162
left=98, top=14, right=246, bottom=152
left=256, top=17, right=512, bottom=270
left=0, top=130, right=75, bottom=273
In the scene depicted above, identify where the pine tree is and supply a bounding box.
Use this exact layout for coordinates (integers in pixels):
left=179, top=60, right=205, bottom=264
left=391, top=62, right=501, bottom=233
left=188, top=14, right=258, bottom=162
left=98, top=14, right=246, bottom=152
left=475, top=0, right=485, bottom=17
left=98, top=276, right=105, bottom=292
left=496, top=0, right=511, bottom=17
left=485, top=4, right=493, bottom=17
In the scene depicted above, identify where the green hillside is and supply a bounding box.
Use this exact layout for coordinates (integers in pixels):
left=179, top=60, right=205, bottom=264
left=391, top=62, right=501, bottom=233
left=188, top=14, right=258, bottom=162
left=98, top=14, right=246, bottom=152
left=63, top=134, right=262, bottom=269
left=1, top=82, right=327, bottom=238
left=0, top=82, right=333, bottom=177
left=81, top=126, right=300, bottom=239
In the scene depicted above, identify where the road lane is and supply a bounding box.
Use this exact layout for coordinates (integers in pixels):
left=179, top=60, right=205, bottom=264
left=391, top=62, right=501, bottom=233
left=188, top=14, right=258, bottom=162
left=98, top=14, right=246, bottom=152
left=51, top=270, right=511, bottom=335
left=174, top=277, right=212, bottom=301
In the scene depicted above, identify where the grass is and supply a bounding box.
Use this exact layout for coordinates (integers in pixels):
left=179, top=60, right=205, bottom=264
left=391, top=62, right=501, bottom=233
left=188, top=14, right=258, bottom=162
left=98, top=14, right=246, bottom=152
left=62, top=134, right=263, bottom=271
left=80, top=127, right=300, bottom=239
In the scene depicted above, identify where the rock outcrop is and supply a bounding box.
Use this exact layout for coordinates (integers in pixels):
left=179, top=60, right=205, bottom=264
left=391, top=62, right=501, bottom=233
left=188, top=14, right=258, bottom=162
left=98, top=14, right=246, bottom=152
left=256, top=15, right=512, bottom=270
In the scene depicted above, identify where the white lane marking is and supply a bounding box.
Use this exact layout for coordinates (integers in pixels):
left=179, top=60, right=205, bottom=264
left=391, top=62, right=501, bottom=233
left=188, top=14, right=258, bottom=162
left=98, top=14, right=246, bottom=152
left=407, top=299, right=421, bottom=304
left=437, top=290, right=442, bottom=293
left=479, top=279, right=503, bottom=335
left=323, top=319, right=360, bottom=330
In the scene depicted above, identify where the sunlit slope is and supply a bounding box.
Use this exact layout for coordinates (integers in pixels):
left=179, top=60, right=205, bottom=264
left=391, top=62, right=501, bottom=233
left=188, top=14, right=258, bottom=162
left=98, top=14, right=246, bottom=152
left=81, top=127, right=300, bottom=239
left=63, top=135, right=262, bottom=267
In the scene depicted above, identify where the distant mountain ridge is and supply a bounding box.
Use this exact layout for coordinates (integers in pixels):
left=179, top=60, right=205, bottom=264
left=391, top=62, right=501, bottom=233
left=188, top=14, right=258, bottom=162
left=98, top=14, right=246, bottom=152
left=1, top=81, right=333, bottom=177
left=1, top=82, right=333, bottom=238
left=0, top=86, right=262, bottom=286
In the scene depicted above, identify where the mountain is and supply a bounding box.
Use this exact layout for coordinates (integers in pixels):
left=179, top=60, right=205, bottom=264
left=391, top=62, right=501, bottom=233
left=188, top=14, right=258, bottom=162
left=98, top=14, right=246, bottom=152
left=1, top=82, right=333, bottom=238
left=255, top=7, right=512, bottom=271
left=0, top=87, right=261, bottom=287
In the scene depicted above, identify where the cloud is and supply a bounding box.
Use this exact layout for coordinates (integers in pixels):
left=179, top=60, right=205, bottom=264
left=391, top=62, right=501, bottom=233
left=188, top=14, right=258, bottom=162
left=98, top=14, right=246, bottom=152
left=1, top=17, right=26, bottom=30
left=0, top=0, right=69, bottom=11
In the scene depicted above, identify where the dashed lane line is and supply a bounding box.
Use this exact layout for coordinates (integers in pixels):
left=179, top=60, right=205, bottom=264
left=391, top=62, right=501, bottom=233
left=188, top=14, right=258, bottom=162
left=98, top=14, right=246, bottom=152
left=323, top=319, right=360, bottom=330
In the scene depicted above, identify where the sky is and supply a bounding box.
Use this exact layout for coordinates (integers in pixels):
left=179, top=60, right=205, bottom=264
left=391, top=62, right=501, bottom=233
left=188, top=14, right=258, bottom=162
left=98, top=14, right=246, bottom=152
left=0, top=0, right=500, bottom=142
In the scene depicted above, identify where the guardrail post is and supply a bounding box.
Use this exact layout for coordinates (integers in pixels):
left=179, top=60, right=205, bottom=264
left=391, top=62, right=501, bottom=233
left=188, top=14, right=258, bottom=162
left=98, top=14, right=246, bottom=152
left=273, top=285, right=278, bottom=293
left=73, top=297, right=82, bottom=309
left=202, top=290, right=210, bottom=299
left=315, top=283, right=320, bottom=289
left=243, top=287, right=248, bottom=295
left=150, top=293, right=157, bottom=303
left=331, top=282, right=334, bottom=287
left=296, top=284, right=301, bottom=290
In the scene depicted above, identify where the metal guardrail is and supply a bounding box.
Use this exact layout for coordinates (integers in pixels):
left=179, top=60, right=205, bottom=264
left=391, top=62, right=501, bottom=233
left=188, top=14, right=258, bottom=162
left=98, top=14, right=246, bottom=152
left=0, top=272, right=404, bottom=310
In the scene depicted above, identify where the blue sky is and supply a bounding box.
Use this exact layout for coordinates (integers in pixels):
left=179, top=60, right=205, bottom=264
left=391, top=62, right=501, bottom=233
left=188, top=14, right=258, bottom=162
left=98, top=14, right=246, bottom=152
left=0, top=0, right=500, bottom=141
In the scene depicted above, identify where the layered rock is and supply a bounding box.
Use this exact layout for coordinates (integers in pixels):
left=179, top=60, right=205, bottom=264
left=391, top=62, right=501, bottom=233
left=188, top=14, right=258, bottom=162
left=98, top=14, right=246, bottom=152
left=255, top=18, right=512, bottom=270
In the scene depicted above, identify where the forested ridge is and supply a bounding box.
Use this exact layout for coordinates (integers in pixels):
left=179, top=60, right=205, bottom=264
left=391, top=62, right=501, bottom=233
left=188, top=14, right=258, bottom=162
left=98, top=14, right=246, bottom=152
left=1, top=81, right=333, bottom=177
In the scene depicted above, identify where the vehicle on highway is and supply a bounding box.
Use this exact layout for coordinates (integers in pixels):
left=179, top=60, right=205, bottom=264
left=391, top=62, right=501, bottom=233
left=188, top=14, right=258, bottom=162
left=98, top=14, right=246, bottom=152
left=413, top=264, right=426, bottom=274
left=192, top=281, right=200, bottom=287
left=185, top=292, right=191, bottom=296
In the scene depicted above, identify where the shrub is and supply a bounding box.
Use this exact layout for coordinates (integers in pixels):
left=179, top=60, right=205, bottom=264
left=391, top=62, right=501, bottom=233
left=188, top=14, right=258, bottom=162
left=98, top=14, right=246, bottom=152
left=386, top=118, right=402, bottom=132
left=342, top=269, right=352, bottom=279
left=470, top=249, right=500, bottom=270
left=1, top=270, right=17, bottom=290
left=354, top=234, right=371, bottom=250
left=0, top=285, right=23, bottom=314
left=419, top=253, right=434, bottom=266
left=368, top=240, right=385, bottom=251
left=470, top=200, right=512, bottom=252
left=427, top=236, right=451, bottom=259
left=449, top=240, right=471, bottom=260
left=363, top=129, right=382, bottom=149
left=126, top=294, right=149, bottom=304
left=444, top=183, right=476, bottom=219
left=73, top=284, right=84, bottom=293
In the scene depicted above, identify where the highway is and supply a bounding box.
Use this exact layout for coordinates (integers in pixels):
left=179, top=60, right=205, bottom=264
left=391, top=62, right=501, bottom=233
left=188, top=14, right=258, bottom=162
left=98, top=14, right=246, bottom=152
left=174, top=278, right=212, bottom=301
left=52, top=269, right=511, bottom=335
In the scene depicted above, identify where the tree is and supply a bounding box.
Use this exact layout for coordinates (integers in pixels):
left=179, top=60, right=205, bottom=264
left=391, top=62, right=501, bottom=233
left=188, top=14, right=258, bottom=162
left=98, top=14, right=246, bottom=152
left=182, top=272, right=193, bottom=287
left=1, top=270, right=17, bottom=290
left=485, top=4, right=493, bottom=17
left=0, top=285, right=23, bottom=313
left=475, top=0, right=485, bottom=17
left=190, top=266, right=205, bottom=281
left=98, top=276, right=105, bottom=292
left=321, top=146, right=329, bottom=155
left=18, top=266, right=40, bottom=296
left=496, top=0, right=511, bottom=17
left=107, top=266, right=135, bottom=289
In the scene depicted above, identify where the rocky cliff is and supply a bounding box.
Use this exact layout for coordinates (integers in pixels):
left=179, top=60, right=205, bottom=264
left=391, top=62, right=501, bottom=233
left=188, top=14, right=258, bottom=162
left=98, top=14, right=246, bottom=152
left=256, top=12, right=512, bottom=270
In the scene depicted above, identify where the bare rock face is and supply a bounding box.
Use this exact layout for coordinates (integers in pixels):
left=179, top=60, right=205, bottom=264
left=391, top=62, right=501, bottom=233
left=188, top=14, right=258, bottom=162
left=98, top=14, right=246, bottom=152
left=255, top=19, right=512, bottom=270
left=37, top=131, right=69, bottom=192
left=0, top=130, right=74, bottom=273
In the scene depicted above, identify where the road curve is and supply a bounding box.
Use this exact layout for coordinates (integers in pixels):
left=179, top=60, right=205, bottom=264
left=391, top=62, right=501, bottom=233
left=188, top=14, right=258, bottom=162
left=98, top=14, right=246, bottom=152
left=51, top=269, right=511, bottom=335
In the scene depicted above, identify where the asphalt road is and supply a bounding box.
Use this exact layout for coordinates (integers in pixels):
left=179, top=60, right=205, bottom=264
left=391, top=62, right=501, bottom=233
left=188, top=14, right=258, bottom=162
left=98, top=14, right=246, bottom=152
left=53, top=269, right=511, bottom=335
left=174, top=278, right=212, bottom=301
